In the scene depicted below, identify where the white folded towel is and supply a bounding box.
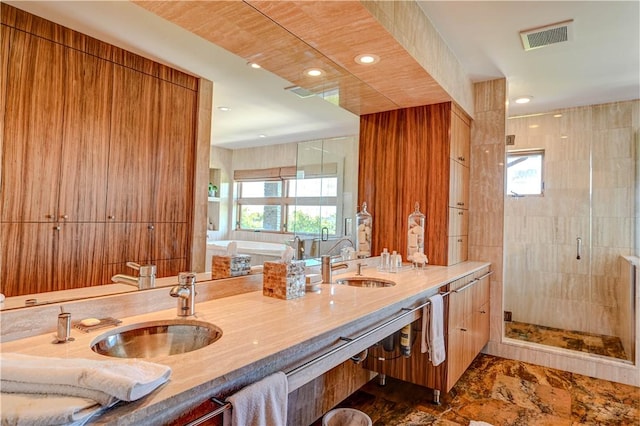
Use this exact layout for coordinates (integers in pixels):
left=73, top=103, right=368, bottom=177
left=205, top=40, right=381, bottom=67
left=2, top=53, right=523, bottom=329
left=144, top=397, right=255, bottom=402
left=421, top=294, right=446, bottom=366
left=226, top=371, right=288, bottom=426
left=469, top=421, right=494, bottom=426
left=0, top=353, right=171, bottom=402
left=0, top=392, right=103, bottom=426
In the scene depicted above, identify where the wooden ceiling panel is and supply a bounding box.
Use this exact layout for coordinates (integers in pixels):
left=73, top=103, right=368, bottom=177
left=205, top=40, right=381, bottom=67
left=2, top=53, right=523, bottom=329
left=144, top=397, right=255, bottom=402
left=247, top=1, right=451, bottom=107
left=134, top=1, right=449, bottom=115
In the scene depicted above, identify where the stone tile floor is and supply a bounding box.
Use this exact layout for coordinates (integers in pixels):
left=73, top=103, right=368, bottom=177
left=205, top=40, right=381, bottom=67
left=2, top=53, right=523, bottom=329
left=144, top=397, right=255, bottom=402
left=316, top=354, right=639, bottom=425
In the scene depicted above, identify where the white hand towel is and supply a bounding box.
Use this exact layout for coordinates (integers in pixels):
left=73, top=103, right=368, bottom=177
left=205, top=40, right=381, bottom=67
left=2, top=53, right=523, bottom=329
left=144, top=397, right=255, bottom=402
left=227, top=371, right=288, bottom=426
left=0, top=353, right=171, bottom=402
left=421, top=294, right=446, bottom=366
left=469, top=421, right=494, bottom=426
left=0, top=392, right=102, bottom=426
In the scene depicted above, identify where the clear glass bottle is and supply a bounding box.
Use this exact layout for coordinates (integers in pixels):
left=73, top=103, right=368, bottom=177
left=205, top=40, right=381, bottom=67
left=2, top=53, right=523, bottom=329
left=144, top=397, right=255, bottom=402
left=407, top=202, right=425, bottom=263
left=379, top=248, right=390, bottom=271
left=355, top=202, right=372, bottom=258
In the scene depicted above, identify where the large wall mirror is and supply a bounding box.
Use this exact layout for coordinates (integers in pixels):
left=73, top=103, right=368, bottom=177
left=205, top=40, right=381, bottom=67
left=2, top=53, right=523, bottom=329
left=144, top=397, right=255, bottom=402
left=0, top=2, right=361, bottom=310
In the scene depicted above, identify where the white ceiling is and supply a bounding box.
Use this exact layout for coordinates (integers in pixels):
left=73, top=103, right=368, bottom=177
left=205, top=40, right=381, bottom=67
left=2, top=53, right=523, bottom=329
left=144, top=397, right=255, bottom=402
left=7, top=1, right=640, bottom=148
left=418, top=1, right=640, bottom=117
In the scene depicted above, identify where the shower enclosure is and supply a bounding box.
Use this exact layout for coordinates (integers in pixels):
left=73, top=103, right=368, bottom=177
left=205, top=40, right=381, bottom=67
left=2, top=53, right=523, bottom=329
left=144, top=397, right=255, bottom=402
left=503, top=101, right=638, bottom=362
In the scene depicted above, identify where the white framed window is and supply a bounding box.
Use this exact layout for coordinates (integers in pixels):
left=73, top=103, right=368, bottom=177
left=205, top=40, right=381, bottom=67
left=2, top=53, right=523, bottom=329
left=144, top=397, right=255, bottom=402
left=506, top=149, right=545, bottom=196
left=234, top=167, right=341, bottom=235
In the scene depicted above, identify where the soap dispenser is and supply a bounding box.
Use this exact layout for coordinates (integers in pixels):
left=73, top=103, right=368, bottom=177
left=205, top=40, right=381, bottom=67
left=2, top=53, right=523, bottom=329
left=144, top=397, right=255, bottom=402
left=355, top=202, right=372, bottom=258
left=407, top=202, right=425, bottom=263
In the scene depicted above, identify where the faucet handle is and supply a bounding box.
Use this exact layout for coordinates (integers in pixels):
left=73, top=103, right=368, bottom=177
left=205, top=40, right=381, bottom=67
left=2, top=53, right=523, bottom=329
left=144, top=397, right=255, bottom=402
left=356, top=263, right=364, bottom=276
left=178, top=271, right=196, bottom=286
left=126, top=261, right=141, bottom=271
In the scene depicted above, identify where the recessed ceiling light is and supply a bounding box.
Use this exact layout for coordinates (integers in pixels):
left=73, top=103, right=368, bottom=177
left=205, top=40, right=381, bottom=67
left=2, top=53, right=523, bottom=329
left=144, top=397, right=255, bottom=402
left=355, top=54, right=380, bottom=65
left=515, top=96, right=532, bottom=104
left=560, top=135, right=568, bottom=139
left=247, top=62, right=261, bottom=69
left=305, top=68, right=324, bottom=77
left=553, top=114, right=562, bottom=118
left=259, top=134, right=267, bottom=138
left=217, top=106, right=231, bottom=111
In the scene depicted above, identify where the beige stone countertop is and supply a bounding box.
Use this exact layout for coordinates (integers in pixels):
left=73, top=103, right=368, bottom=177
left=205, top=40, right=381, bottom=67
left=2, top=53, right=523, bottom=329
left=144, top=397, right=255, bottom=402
left=0, top=261, right=490, bottom=425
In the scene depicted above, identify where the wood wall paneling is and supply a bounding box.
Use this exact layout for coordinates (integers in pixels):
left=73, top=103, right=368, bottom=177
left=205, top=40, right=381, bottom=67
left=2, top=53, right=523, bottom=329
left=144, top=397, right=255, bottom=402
left=358, top=103, right=454, bottom=264
left=154, top=80, right=197, bottom=223
left=107, top=65, right=157, bottom=223
left=1, top=4, right=201, bottom=295
left=1, top=31, right=64, bottom=222
left=54, top=223, right=105, bottom=290
left=59, top=49, right=112, bottom=222
left=1, top=223, right=55, bottom=296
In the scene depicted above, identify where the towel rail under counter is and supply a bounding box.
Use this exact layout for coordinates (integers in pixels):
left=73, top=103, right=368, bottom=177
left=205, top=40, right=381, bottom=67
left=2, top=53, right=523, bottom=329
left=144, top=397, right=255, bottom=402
left=183, top=277, right=485, bottom=425
left=183, top=398, right=230, bottom=426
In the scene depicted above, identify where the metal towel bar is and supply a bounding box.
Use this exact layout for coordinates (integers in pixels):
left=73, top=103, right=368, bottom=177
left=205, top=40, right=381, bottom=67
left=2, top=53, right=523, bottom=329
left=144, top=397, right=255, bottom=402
left=184, top=270, right=492, bottom=425
left=184, top=398, right=231, bottom=426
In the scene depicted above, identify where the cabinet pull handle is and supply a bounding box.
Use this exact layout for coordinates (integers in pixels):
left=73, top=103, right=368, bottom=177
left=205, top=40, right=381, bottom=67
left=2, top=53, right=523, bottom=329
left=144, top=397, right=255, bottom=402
left=457, top=202, right=465, bottom=206
left=457, top=156, right=465, bottom=162
left=480, top=310, right=486, bottom=314
left=54, top=226, right=61, bottom=231
left=108, top=215, right=115, bottom=220
left=457, top=238, right=463, bottom=242
left=60, top=214, right=68, bottom=220
left=148, top=225, right=155, bottom=230
left=460, top=328, right=467, bottom=332
left=458, top=211, right=464, bottom=215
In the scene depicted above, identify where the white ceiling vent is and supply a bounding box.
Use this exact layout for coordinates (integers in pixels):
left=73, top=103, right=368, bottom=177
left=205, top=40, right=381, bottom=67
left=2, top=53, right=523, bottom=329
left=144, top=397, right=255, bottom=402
left=285, top=85, right=315, bottom=98
left=520, top=19, right=574, bottom=51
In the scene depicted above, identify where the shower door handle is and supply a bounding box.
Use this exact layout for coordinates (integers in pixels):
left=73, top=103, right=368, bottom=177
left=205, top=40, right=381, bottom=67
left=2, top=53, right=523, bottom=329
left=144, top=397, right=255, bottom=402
left=576, top=237, right=582, bottom=260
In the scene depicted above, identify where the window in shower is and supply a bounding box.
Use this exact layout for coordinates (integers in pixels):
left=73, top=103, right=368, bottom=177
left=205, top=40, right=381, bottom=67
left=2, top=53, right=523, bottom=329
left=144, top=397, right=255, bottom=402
left=506, top=149, right=544, bottom=196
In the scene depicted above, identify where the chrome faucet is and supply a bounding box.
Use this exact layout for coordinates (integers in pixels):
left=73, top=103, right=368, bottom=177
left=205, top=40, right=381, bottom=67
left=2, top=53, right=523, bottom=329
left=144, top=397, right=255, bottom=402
left=111, top=262, right=156, bottom=290
left=321, top=255, right=348, bottom=284
left=170, top=272, right=197, bottom=316
left=292, top=235, right=305, bottom=260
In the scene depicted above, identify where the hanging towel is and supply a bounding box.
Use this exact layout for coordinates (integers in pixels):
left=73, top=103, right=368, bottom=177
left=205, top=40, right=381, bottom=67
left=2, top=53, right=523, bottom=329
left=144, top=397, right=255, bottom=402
left=421, top=294, right=446, bottom=366
left=0, top=353, right=171, bottom=402
left=226, top=371, right=288, bottom=426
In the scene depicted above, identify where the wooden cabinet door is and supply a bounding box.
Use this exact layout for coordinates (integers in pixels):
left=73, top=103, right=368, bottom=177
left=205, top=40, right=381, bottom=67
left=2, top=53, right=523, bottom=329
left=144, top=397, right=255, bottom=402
left=450, top=108, right=470, bottom=166
left=1, top=32, right=64, bottom=222
left=106, top=65, right=157, bottom=223
left=448, top=160, right=469, bottom=209
left=153, top=80, right=196, bottom=223
left=1, top=223, right=55, bottom=297
left=58, top=49, right=112, bottom=222
left=53, top=223, right=105, bottom=291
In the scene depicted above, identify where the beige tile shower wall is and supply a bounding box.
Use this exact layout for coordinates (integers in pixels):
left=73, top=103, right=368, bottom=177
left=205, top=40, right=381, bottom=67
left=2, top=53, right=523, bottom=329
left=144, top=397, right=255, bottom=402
left=362, top=0, right=474, bottom=117
left=504, top=101, right=638, bottom=338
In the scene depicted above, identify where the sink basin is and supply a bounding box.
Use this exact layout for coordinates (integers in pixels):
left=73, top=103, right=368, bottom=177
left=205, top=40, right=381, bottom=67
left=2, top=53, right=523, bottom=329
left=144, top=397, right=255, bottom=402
left=91, top=319, right=222, bottom=358
left=335, top=277, right=396, bottom=288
